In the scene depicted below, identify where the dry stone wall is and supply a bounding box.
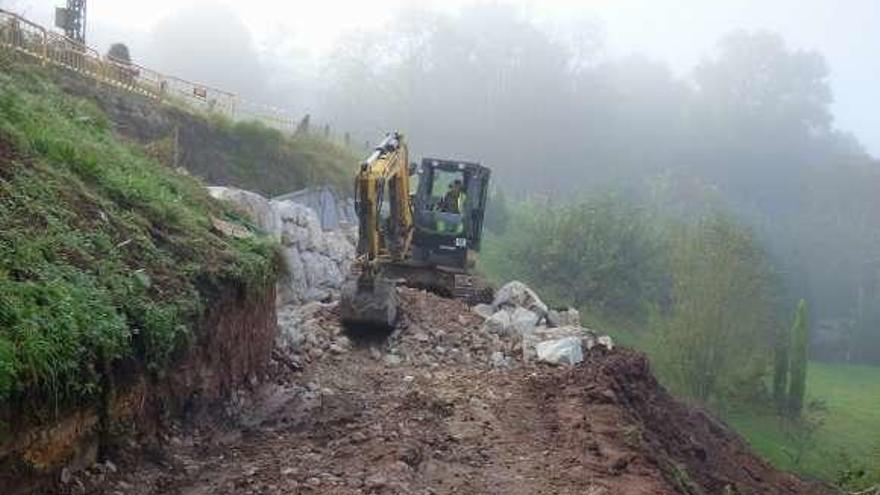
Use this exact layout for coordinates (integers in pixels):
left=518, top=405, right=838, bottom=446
left=208, top=187, right=356, bottom=305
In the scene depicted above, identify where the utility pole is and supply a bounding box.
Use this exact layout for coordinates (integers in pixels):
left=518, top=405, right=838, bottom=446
left=55, top=0, right=87, bottom=44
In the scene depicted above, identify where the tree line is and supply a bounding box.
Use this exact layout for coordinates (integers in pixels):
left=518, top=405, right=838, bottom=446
left=318, top=4, right=880, bottom=365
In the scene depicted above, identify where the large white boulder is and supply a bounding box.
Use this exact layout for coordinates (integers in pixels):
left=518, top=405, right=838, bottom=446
left=323, top=231, right=356, bottom=264
left=547, top=308, right=581, bottom=328
left=472, top=303, right=495, bottom=319
left=510, top=306, right=540, bottom=335
left=301, top=251, right=344, bottom=292
left=520, top=325, right=598, bottom=361
left=208, top=186, right=278, bottom=234
left=280, top=246, right=308, bottom=301
left=482, top=309, right=513, bottom=334
left=591, top=335, right=615, bottom=351
left=536, top=337, right=583, bottom=366
left=275, top=200, right=325, bottom=250
left=492, top=281, right=548, bottom=318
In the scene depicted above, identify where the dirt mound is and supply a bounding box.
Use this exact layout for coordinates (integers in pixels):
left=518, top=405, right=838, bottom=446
left=528, top=350, right=832, bottom=495
left=47, top=289, right=834, bottom=495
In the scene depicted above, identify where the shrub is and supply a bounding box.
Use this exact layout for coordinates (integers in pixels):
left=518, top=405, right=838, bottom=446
left=651, top=214, right=777, bottom=403
left=485, top=194, right=664, bottom=318
left=788, top=299, right=809, bottom=416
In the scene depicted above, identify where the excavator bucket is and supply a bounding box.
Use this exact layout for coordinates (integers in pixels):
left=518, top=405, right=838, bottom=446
left=339, top=275, right=398, bottom=330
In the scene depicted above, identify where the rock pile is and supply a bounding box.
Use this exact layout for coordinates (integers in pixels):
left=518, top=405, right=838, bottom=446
left=477, top=280, right=613, bottom=366
left=275, top=281, right=612, bottom=372
left=275, top=201, right=354, bottom=304
left=276, top=301, right=353, bottom=365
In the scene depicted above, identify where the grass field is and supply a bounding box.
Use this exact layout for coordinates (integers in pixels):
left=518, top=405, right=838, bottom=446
left=725, top=361, right=880, bottom=487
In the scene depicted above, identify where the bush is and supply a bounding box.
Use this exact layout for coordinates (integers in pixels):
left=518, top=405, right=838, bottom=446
left=650, top=214, right=778, bottom=403
left=788, top=299, right=809, bottom=416
left=482, top=194, right=664, bottom=318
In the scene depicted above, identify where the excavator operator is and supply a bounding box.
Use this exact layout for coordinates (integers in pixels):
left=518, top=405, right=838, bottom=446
left=440, top=179, right=466, bottom=213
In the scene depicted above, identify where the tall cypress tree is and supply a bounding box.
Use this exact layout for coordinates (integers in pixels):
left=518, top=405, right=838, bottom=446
left=772, top=325, right=789, bottom=412
left=788, top=299, right=809, bottom=417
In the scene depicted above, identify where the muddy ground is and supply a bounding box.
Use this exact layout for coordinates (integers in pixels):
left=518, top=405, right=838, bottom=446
left=51, top=289, right=834, bottom=495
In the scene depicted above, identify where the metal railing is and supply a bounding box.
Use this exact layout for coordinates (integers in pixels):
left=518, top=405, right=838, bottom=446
left=0, top=8, right=300, bottom=133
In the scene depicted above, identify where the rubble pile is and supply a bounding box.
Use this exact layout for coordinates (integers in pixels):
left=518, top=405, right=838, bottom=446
left=276, top=301, right=353, bottom=365
left=209, top=186, right=612, bottom=369
left=275, top=280, right=612, bottom=371
left=479, top=280, right=613, bottom=366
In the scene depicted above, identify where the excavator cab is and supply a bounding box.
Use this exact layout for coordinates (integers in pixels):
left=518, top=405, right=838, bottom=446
left=410, top=158, right=491, bottom=270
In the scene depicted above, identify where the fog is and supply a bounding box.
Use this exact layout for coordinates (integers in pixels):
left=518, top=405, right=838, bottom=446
left=12, top=1, right=880, bottom=155
left=9, top=0, right=880, bottom=362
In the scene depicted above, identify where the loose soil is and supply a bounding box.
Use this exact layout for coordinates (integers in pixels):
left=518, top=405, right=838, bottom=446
left=50, top=290, right=834, bottom=495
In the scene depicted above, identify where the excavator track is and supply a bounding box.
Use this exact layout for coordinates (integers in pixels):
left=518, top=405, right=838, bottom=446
left=383, top=262, right=494, bottom=304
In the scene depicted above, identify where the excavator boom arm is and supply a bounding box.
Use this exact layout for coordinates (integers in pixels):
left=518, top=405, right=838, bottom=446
left=342, top=132, right=414, bottom=329
left=353, top=132, right=414, bottom=266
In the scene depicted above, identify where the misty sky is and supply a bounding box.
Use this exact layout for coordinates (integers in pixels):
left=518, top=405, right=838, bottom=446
left=10, top=0, right=880, bottom=156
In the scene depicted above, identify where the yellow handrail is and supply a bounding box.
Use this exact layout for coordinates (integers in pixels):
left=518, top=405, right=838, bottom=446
left=0, top=8, right=300, bottom=134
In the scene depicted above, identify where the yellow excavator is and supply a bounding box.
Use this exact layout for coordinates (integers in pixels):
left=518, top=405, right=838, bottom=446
left=340, top=132, right=492, bottom=329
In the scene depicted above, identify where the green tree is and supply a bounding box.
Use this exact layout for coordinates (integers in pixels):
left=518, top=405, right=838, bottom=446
left=772, top=326, right=790, bottom=412
left=107, top=43, right=131, bottom=63
left=496, top=194, right=663, bottom=317
left=653, top=214, right=777, bottom=403
left=788, top=299, right=809, bottom=417
left=483, top=189, right=511, bottom=235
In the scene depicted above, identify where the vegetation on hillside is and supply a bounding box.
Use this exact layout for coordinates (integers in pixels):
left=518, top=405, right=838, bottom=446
left=788, top=300, right=810, bottom=417
left=481, top=196, right=777, bottom=405
left=0, top=64, right=279, bottom=411
left=482, top=194, right=663, bottom=318
left=481, top=195, right=877, bottom=490
left=50, top=67, right=359, bottom=200
left=326, top=7, right=880, bottom=367
left=650, top=215, right=778, bottom=404
left=201, top=117, right=357, bottom=197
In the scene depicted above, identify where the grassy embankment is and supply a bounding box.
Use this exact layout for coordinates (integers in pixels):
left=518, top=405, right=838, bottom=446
left=0, top=63, right=280, bottom=419
left=200, top=116, right=357, bottom=197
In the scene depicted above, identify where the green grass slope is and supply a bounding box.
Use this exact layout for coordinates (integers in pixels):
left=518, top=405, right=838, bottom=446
left=210, top=119, right=357, bottom=197
left=52, top=70, right=359, bottom=198
left=727, top=361, right=880, bottom=487
left=0, top=64, right=279, bottom=412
